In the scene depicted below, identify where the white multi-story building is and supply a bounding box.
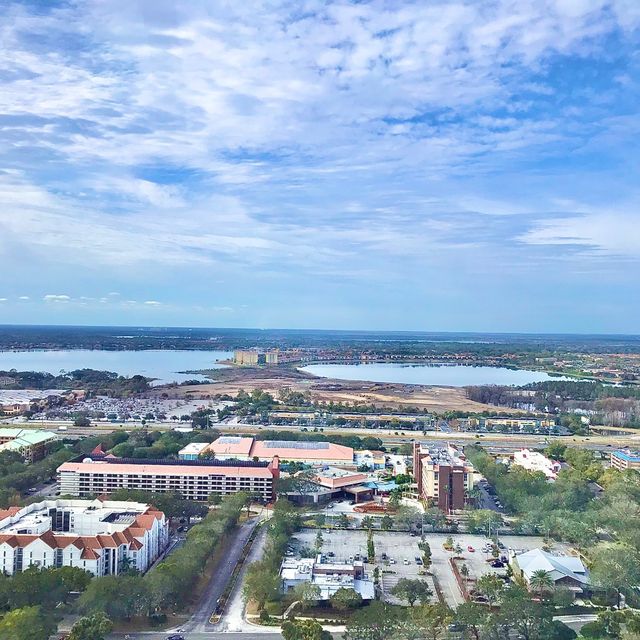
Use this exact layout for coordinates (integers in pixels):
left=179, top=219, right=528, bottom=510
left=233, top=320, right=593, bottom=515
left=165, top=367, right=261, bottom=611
left=512, top=449, right=561, bottom=480
left=0, top=498, right=168, bottom=577
left=58, top=456, right=279, bottom=502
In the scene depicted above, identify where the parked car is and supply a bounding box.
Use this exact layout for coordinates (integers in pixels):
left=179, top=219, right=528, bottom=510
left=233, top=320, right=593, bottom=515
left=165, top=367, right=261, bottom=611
left=327, top=551, right=335, bottom=557
left=416, top=558, right=423, bottom=565
left=168, top=635, right=186, bottom=640
left=389, top=558, right=396, bottom=564
left=403, top=558, right=409, bottom=565
left=491, top=560, right=504, bottom=568
left=467, top=545, right=475, bottom=552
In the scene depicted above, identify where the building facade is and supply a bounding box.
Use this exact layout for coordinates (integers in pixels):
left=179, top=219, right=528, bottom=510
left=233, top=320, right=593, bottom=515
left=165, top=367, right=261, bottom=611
left=0, top=498, right=168, bottom=577
left=58, top=456, right=280, bottom=502
left=0, top=428, right=57, bottom=462
left=233, top=350, right=259, bottom=365
left=610, top=449, right=640, bottom=471
left=177, top=442, right=209, bottom=460
left=413, top=443, right=476, bottom=512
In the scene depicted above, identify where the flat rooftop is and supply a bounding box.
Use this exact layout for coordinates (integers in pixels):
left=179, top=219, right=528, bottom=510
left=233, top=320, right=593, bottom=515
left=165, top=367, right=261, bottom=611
left=0, top=498, right=154, bottom=536
left=613, top=450, right=640, bottom=462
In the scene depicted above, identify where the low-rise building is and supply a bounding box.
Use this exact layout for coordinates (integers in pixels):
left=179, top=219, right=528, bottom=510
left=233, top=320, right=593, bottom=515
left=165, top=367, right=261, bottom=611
left=0, top=428, right=57, bottom=462
left=314, top=467, right=368, bottom=490
left=354, top=450, right=385, bottom=470
left=206, top=436, right=354, bottom=465
left=58, top=455, right=280, bottom=502
left=0, top=498, right=168, bottom=576
left=511, top=548, right=590, bottom=595
left=386, top=453, right=408, bottom=476
left=611, top=449, right=640, bottom=471
left=413, top=443, right=477, bottom=512
left=512, top=449, right=562, bottom=480
left=177, top=442, right=210, bottom=460
left=280, top=556, right=374, bottom=601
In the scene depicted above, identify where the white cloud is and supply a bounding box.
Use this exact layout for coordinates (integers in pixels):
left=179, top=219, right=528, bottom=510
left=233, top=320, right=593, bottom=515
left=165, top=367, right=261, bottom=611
left=0, top=0, right=638, bottom=311
left=43, top=294, right=71, bottom=303
left=0, top=298, right=7, bottom=303
left=143, top=300, right=161, bottom=306
left=18, top=296, right=30, bottom=301
left=519, top=209, right=640, bottom=258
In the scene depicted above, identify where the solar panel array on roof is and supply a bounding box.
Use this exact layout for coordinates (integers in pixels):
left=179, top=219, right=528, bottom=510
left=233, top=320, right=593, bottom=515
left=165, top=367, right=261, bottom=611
left=217, top=436, right=245, bottom=443
left=263, top=440, right=330, bottom=449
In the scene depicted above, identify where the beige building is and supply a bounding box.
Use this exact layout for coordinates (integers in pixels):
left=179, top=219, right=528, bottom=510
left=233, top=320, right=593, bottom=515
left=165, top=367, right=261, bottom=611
left=610, top=449, right=640, bottom=471
left=0, top=428, right=57, bottom=463
left=233, top=349, right=279, bottom=365
left=413, top=443, right=477, bottom=512
left=233, top=350, right=259, bottom=365
left=58, top=456, right=280, bottom=502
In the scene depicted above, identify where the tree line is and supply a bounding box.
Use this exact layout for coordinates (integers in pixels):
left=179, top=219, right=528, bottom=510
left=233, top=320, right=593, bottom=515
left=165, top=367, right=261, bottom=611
left=466, top=444, right=640, bottom=607
left=77, top=492, right=248, bottom=622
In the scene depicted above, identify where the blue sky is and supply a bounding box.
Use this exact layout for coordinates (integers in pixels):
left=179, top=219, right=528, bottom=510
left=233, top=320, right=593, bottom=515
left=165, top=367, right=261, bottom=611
left=0, top=0, right=639, bottom=333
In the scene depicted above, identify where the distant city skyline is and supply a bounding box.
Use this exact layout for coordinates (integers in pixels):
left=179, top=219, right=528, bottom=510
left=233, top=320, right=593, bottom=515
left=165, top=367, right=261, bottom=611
left=1, top=1, right=639, bottom=333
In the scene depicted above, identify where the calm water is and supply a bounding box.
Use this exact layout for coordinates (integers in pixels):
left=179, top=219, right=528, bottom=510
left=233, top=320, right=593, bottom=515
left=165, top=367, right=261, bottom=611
left=300, top=363, right=564, bottom=386
left=0, top=350, right=232, bottom=385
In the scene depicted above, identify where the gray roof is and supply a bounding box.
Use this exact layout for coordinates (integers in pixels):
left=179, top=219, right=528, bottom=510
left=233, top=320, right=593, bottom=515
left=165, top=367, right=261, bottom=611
left=262, top=440, right=329, bottom=450
left=515, top=548, right=589, bottom=585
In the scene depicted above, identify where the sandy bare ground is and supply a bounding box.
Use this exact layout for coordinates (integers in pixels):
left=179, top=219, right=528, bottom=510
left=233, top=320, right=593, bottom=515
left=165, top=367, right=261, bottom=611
left=152, top=366, right=505, bottom=413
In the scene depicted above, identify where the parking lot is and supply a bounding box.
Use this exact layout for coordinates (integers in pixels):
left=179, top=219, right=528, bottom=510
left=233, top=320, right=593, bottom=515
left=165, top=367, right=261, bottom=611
left=291, top=528, right=564, bottom=608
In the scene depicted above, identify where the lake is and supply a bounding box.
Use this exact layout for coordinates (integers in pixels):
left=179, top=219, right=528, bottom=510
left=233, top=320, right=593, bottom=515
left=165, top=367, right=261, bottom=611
left=0, top=350, right=232, bottom=385
left=299, top=363, right=565, bottom=386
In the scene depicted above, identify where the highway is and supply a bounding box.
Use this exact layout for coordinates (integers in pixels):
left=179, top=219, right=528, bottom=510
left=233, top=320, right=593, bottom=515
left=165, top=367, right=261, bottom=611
left=7, top=415, right=640, bottom=453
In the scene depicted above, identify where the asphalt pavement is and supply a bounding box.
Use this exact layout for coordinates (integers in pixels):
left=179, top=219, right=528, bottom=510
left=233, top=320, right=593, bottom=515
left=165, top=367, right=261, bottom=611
left=178, top=518, right=261, bottom=634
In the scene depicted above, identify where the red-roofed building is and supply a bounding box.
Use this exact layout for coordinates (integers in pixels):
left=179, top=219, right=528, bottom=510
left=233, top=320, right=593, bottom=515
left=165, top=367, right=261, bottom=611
left=0, top=498, right=168, bottom=577
left=200, top=436, right=354, bottom=465
left=58, top=456, right=278, bottom=502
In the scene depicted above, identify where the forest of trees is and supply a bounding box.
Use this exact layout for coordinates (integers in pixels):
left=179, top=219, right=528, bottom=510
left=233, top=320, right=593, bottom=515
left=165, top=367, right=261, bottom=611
left=466, top=380, right=640, bottom=427
left=466, top=444, right=640, bottom=608
left=0, top=368, right=150, bottom=396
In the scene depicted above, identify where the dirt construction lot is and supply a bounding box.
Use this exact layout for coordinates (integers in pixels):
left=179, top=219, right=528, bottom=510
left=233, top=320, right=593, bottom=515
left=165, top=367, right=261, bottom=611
left=159, top=365, right=501, bottom=412
left=291, top=529, right=567, bottom=608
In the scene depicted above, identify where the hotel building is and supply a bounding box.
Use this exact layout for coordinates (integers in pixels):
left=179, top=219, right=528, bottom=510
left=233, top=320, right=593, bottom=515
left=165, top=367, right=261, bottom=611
left=58, top=455, right=280, bottom=502
left=413, top=443, right=477, bottom=512
left=0, top=428, right=57, bottom=462
left=610, top=449, right=640, bottom=471
left=0, top=498, right=168, bottom=576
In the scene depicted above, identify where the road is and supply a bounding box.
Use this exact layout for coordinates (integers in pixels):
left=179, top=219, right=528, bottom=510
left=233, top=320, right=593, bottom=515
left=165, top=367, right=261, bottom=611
left=109, top=633, right=283, bottom=639
left=178, top=518, right=261, bottom=634
left=7, top=416, right=640, bottom=451
left=215, top=520, right=271, bottom=633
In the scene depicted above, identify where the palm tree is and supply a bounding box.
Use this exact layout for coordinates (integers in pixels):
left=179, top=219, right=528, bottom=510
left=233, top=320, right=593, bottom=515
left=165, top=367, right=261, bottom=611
left=528, top=569, right=554, bottom=597
left=467, top=486, right=482, bottom=506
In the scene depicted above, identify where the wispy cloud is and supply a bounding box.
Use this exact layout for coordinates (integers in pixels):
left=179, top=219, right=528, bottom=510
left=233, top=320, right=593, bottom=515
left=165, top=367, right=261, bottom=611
left=43, top=294, right=71, bottom=303
left=0, top=1, right=638, bottom=330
